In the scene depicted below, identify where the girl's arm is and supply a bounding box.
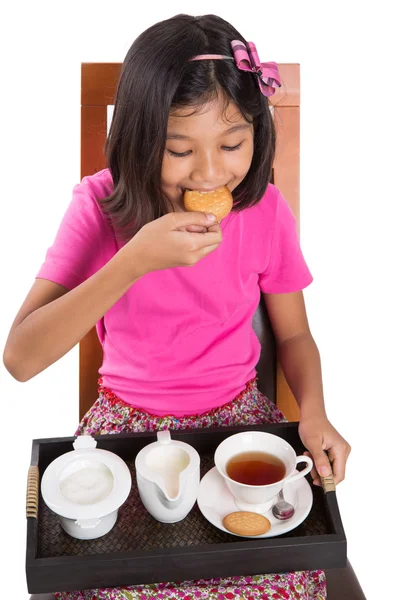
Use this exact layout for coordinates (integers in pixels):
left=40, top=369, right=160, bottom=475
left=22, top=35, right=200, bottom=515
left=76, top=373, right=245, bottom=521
left=263, top=290, right=351, bottom=485
left=264, top=291, right=326, bottom=420
left=3, top=250, right=142, bottom=382
left=3, top=212, right=221, bottom=382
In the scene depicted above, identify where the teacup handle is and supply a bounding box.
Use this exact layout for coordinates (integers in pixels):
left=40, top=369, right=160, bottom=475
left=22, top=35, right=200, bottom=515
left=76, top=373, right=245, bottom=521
left=285, top=455, right=313, bottom=485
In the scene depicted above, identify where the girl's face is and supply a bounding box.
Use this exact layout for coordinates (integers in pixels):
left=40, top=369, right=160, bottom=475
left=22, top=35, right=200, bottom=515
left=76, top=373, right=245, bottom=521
left=161, top=96, right=254, bottom=211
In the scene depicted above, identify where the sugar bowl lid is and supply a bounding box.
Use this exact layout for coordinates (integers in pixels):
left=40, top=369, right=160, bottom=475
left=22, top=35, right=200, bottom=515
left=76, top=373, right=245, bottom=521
left=41, top=435, right=132, bottom=521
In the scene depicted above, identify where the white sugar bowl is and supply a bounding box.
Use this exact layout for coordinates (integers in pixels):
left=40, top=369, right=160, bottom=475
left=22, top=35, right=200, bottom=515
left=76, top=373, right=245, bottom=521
left=41, top=435, right=131, bottom=540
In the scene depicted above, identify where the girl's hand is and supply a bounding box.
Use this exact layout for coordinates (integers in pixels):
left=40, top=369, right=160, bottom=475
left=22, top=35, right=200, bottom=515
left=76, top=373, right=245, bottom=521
left=298, top=415, right=351, bottom=486
left=122, top=212, right=222, bottom=279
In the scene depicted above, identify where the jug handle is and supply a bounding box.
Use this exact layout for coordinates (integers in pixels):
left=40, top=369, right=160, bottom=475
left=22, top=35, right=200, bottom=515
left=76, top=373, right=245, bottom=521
left=157, top=430, right=171, bottom=445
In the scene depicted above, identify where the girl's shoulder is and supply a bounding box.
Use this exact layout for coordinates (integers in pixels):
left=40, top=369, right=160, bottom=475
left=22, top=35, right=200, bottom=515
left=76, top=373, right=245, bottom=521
left=61, top=169, right=116, bottom=242
left=70, top=169, right=114, bottom=226
left=243, top=183, right=294, bottom=223
left=76, top=168, right=114, bottom=199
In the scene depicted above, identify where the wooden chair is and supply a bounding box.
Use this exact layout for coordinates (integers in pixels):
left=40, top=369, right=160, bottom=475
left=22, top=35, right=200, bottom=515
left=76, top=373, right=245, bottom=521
left=29, top=63, right=366, bottom=600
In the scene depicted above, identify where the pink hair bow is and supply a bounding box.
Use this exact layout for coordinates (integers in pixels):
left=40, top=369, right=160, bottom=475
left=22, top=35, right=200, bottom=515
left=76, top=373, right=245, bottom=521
left=231, top=40, right=281, bottom=97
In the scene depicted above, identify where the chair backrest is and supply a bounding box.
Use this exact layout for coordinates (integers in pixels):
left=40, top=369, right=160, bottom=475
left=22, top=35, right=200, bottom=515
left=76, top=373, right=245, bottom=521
left=79, top=63, right=301, bottom=422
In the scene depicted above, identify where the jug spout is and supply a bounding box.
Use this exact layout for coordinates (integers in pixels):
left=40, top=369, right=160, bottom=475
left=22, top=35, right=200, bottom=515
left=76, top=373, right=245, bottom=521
left=152, top=431, right=190, bottom=502
left=155, top=475, right=183, bottom=506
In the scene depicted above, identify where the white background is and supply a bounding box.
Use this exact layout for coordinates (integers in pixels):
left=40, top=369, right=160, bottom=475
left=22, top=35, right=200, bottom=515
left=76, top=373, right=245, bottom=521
left=1, top=1, right=418, bottom=598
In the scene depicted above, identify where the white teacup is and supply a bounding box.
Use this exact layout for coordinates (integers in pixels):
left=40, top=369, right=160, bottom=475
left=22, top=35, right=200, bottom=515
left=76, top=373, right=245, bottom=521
left=214, top=431, right=313, bottom=514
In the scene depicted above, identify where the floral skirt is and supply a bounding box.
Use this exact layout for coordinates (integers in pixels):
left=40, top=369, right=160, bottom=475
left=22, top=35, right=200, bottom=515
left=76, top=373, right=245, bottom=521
left=54, top=378, right=326, bottom=600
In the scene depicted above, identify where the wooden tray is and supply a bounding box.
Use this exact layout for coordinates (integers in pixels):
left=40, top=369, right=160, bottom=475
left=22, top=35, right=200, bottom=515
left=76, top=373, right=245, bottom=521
left=26, top=422, right=346, bottom=594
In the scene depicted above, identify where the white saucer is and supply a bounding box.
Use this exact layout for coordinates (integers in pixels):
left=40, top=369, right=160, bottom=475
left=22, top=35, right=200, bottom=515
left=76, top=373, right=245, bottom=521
left=197, top=467, right=313, bottom=538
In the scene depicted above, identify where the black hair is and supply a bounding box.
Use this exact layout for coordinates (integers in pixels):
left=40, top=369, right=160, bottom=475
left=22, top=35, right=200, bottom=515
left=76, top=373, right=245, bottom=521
left=101, top=14, right=276, bottom=241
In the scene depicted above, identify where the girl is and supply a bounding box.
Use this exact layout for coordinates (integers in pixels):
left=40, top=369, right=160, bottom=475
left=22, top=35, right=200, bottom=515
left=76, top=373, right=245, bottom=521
left=4, top=13, right=350, bottom=600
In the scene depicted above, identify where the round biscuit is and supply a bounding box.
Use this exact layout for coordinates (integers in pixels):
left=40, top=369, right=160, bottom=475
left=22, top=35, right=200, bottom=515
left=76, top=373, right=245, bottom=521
left=184, top=186, right=233, bottom=221
left=222, top=511, right=271, bottom=536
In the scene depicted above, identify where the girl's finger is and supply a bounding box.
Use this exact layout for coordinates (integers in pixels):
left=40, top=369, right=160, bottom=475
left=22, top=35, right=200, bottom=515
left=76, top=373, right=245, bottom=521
left=200, top=243, right=222, bottom=256
left=304, top=450, right=321, bottom=486
left=187, top=225, right=208, bottom=233
left=303, top=439, right=332, bottom=478
left=328, top=447, right=347, bottom=484
left=207, top=223, right=222, bottom=233
left=178, top=225, right=208, bottom=233
left=194, top=231, right=223, bottom=249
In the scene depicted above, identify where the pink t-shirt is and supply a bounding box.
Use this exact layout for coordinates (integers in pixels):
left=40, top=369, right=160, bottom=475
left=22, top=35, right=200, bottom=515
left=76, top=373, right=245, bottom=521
left=37, top=169, right=313, bottom=416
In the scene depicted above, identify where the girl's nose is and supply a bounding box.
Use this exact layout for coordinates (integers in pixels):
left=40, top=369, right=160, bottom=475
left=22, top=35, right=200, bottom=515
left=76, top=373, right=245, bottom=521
left=190, top=151, right=225, bottom=184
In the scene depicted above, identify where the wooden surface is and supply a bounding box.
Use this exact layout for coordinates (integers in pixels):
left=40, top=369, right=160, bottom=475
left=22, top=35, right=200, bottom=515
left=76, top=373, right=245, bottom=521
left=270, top=67, right=301, bottom=422
left=79, top=62, right=301, bottom=422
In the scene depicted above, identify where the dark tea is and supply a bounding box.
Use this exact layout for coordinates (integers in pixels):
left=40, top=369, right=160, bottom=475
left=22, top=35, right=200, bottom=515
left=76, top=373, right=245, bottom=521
left=226, top=451, right=286, bottom=485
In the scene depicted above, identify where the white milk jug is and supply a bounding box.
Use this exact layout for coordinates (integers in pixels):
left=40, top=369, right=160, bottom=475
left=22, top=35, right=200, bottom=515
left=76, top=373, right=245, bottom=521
left=135, top=430, right=200, bottom=523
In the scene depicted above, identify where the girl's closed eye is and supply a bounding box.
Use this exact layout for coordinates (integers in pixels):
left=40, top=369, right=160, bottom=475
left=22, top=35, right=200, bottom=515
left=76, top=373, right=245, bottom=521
left=167, top=142, right=244, bottom=158
left=167, top=149, right=191, bottom=158
left=223, top=142, right=243, bottom=152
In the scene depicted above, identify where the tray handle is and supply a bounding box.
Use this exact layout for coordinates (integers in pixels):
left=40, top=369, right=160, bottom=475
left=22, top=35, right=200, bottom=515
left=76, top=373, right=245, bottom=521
left=319, top=451, right=336, bottom=493
left=320, top=473, right=336, bottom=493
left=26, top=465, right=39, bottom=519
